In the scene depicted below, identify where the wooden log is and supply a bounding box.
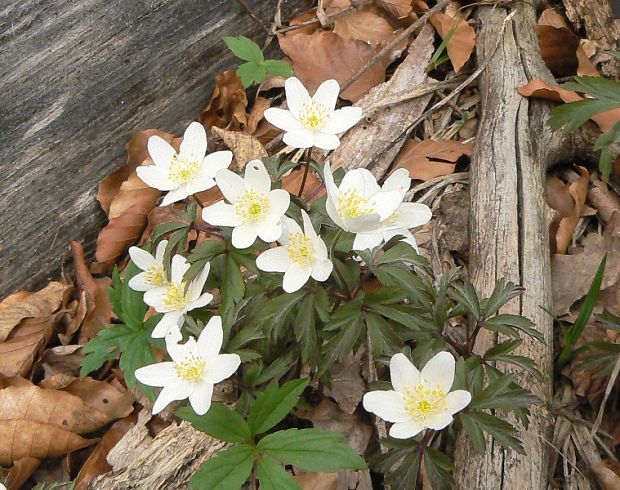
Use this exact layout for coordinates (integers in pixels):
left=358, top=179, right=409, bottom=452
left=452, top=2, right=558, bottom=488
left=0, top=0, right=306, bottom=297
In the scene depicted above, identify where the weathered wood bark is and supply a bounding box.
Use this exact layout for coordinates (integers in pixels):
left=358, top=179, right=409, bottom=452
left=453, top=2, right=558, bottom=488
left=0, top=0, right=306, bottom=298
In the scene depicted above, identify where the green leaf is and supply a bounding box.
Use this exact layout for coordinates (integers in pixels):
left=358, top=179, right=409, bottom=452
left=108, top=267, right=123, bottom=320
left=423, top=447, right=453, bottom=490
left=459, top=411, right=487, bottom=453
left=263, top=59, right=293, bottom=78
left=255, top=291, right=306, bottom=341
left=248, top=378, right=309, bottom=435
left=557, top=254, right=606, bottom=369
left=373, top=265, right=434, bottom=310
left=224, top=35, right=264, bottom=63
left=257, top=429, right=366, bottom=472
left=294, top=295, right=318, bottom=364
left=563, top=76, right=620, bottom=104
left=594, top=121, right=620, bottom=180
left=364, top=286, right=408, bottom=305
left=188, top=239, right=227, bottom=263
left=237, top=62, right=267, bottom=88
left=118, top=325, right=159, bottom=399
left=459, top=411, right=524, bottom=454
left=377, top=243, right=431, bottom=269
left=449, top=282, right=481, bottom=320
left=482, top=279, right=523, bottom=318
left=220, top=254, right=245, bottom=315
left=151, top=221, right=188, bottom=243
left=483, top=313, right=544, bottom=342
left=470, top=375, right=538, bottom=411
left=80, top=324, right=128, bottom=377
left=365, top=312, right=403, bottom=357
left=176, top=404, right=252, bottom=443
left=254, top=350, right=297, bottom=385
left=321, top=317, right=364, bottom=373
left=190, top=444, right=254, bottom=490
left=257, top=456, right=300, bottom=490
left=121, top=261, right=148, bottom=329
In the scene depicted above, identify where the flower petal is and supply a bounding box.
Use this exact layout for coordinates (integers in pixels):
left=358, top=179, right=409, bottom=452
left=155, top=240, right=168, bottom=262
left=389, top=420, right=424, bottom=439
left=345, top=213, right=382, bottom=234
left=151, top=382, right=193, bottom=415
left=382, top=168, right=410, bottom=195
left=161, top=187, right=189, bottom=206
left=134, top=362, right=177, bottom=387
left=283, top=263, right=311, bottom=292
left=215, top=168, right=245, bottom=203
left=185, top=175, right=216, bottom=195
left=340, top=168, right=379, bottom=197
left=152, top=311, right=183, bottom=338
left=280, top=215, right=302, bottom=245
left=445, top=390, right=472, bottom=414
left=313, top=132, right=341, bottom=150
left=205, top=353, right=241, bottom=384
left=425, top=412, right=454, bottom=431
left=322, top=106, right=363, bottom=134
left=311, top=259, right=333, bottom=282
left=390, top=353, right=420, bottom=393
left=180, top=122, right=207, bottom=162
left=167, top=336, right=198, bottom=363
left=189, top=292, right=213, bottom=311
left=312, top=79, right=340, bottom=111
left=268, top=189, right=291, bottom=218
left=201, top=151, right=233, bottom=179
left=264, top=108, right=305, bottom=132
left=283, top=130, right=314, bottom=149
left=170, top=254, right=190, bottom=284
left=244, top=159, right=271, bottom=194
left=202, top=201, right=242, bottom=227
left=362, top=390, right=410, bottom=423
left=232, top=223, right=259, bottom=249
left=189, top=382, right=214, bottom=415
left=187, top=262, right=211, bottom=301
left=136, top=165, right=177, bottom=191
left=256, top=247, right=291, bottom=273
left=299, top=210, right=317, bottom=239
left=371, top=190, right=403, bottom=221
left=285, top=76, right=311, bottom=118
left=352, top=231, right=383, bottom=251
left=129, top=247, right=156, bottom=270
left=148, top=136, right=175, bottom=169
left=393, top=202, right=432, bottom=228
left=421, top=351, right=455, bottom=392
left=197, top=316, right=224, bottom=360
left=128, top=272, right=152, bottom=292
left=257, top=221, right=284, bottom=244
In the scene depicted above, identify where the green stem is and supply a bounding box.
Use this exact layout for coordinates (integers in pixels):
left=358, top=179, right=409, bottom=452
left=297, top=148, right=311, bottom=198
left=329, top=228, right=352, bottom=299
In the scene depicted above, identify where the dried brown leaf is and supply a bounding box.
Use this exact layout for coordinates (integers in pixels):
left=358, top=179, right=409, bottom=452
left=327, top=1, right=398, bottom=45
left=211, top=127, right=267, bottom=170
left=324, top=355, right=365, bottom=415
left=536, top=25, right=579, bottom=77
left=395, top=139, right=472, bottom=181
left=376, top=0, right=413, bottom=19
left=591, top=460, right=620, bottom=490
left=429, top=13, right=476, bottom=73
left=295, top=472, right=338, bottom=490
left=555, top=166, right=589, bottom=254
left=278, top=30, right=390, bottom=101
left=588, top=178, right=620, bottom=224
left=199, top=70, right=249, bottom=131
left=546, top=176, right=575, bottom=218
left=4, top=456, right=41, bottom=490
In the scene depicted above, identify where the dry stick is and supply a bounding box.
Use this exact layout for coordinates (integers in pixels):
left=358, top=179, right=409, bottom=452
left=368, top=10, right=517, bottom=173
left=339, top=0, right=452, bottom=94
left=591, top=350, right=620, bottom=436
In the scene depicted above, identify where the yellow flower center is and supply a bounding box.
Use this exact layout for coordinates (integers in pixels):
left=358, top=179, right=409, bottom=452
left=163, top=283, right=188, bottom=310
left=338, top=190, right=375, bottom=218
left=168, top=154, right=200, bottom=185
left=174, top=356, right=206, bottom=383
left=299, top=101, right=329, bottom=130
left=235, top=190, right=270, bottom=223
left=403, top=383, right=447, bottom=424
left=145, top=265, right=167, bottom=287
left=286, top=233, right=314, bottom=267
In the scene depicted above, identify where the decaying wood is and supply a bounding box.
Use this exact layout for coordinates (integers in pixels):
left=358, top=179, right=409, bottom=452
left=330, top=25, right=435, bottom=175
left=453, top=2, right=558, bottom=488
left=0, top=0, right=308, bottom=298
left=90, top=412, right=226, bottom=489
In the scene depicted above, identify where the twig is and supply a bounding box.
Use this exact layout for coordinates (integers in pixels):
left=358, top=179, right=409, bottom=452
left=591, top=349, right=620, bottom=436
left=340, top=0, right=452, bottom=93
left=298, top=148, right=312, bottom=197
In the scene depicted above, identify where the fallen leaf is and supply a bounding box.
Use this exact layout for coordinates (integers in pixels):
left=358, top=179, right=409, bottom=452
left=278, top=30, right=390, bottom=101
left=327, top=1, right=398, bottom=45
left=39, top=345, right=84, bottom=378
left=518, top=80, right=620, bottom=133
left=211, top=126, right=267, bottom=170
left=4, top=456, right=41, bottom=490
left=376, top=0, right=412, bottom=19
left=555, top=166, right=589, bottom=254
left=587, top=178, right=620, bottom=224
left=280, top=167, right=324, bottom=202
left=429, top=13, right=476, bottom=73
left=324, top=355, right=365, bottom=415
left=294, top=471, right=338, bottom=490
left=591, top=460, right=620, bottom=490
left=546, top=176, right=576, bottom=218
left=394, top=139, right=472, bottom=181
left=108, top=171, right=161, bottom=221
left=535, top=25, right=579, bottom=77
left=0, top=282, right=67, bottom=342
left=199, top=70, right=249, bottom=131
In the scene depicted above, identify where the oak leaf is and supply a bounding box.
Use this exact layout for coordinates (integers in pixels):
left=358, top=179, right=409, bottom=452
left=211, top=126, right=267, bottom=170
left=429, top=13, right=476, bottom=73
left=394, top=139, right=472, bottom=181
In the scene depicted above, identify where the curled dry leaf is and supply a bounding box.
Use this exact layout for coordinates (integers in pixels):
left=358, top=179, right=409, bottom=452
left=429, top=12, right=476, bottom=73
left=517, top=80, right=620, bottom=133
left=394, top=139, right=472, bottom=181
left=591, top=460, right=620, bottom=490
left=39, top=344, right=84, bottom=378
left=587, top=178, right=620, bottom=224
left=280, top=166, right=324, bottom=202
left=295, top=471, right=338, bottom=490
left=4, top=456, right=41, bottom=490
left=324, top=354, right=365, bottom=415
left=376, top=0, right=413, bottom=19
left=278, top=30, right=390, bottom=101
left=326, top=0, right=398, bottom=45
left=211, top=126, right=267, bottom=170
left=554, top=166, right=589, bottom=254
left=199, top=70, right=249, bottom=131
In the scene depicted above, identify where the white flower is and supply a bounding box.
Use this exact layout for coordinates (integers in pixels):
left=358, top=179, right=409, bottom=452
left=323, top=162, right=403, bottom=246
left=128, top=240, right=169, bottom=291
left=256, top=210, right=333, bottom=293
left=135, top=316, right=240, bottom=415
left=352, top=169, right=432, bottom=251
left=202, top=159, right=290, bottom=249
left=137, top=122, right=233, bottom=206
left=144, top=254, right=213, bottom=339
left=264, top=77, right=363, bottom=150
left=363, top=352, right=471, bottom=439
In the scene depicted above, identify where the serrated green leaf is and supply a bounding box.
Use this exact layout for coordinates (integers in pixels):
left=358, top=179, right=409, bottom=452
left=449, top=282, right=481, bottom=320
left=257, top=429, right=366, bottom=472
left=188, top=239, right=227, bottom=263
left=294, top=295, right=318, bottom=364
left=237, top=62, right=267, bottom=88
left=321, top=317, right=364, bottom=373
left=423, top=447, right=453, bottom=490
left=176, top=403, right=252, bottom=443
left=365, top=312, right=403, bottom=357
left=190, top=444, right=254, bottom=490
left=364, top=286, right=408, bottom=305
left=483, top=339, right=522, bottom=359
left=150, top=221, right=188, bottom=242
left=118, top=325, right=158, bottom=399
left=248, top=378, right=309, bottom=435
left=459, top=411, right=524, bottom=454
left=263, top=59, right=293, bottom=78
left=377, top=242, right=430, bottom=269
left=563, top=76, right=620, bottom=103
left=257, top=455, right=300, bottom=490
left=121, top=261, right=148, bottom=329
left=80, top=324, right=129, bottom=377
left=482, top=279, right=523, bottom=318
left=224, top=35, right=264, bottom=63
left=220, top=254, right=245, bottom=315
left=470, top=375, right=538, bottom=410
left=483, top=314, right=544, bottom=342
left=255, top=291, right=306, bottom=340
left=372, top=265, right=434, bottom=311
left=459, top=411, right=487, bottom=453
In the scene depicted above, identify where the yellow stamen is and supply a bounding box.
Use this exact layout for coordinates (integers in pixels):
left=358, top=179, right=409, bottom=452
left=338, top=189, right=375, bottom=218
left=286, top=233, right=314, bottom=267
left=403, top=383, right=447, bottom=423
left=174, top=356, right=206, bottom=383
left=163, top=283, right=188, bottom=310
left=145, top=265, right=166, bottom=287
left=235, top=190, right=270, bottom=223
left=168, top=154, right=200, bottom=185
left=299, top=101, right=329, bottom=130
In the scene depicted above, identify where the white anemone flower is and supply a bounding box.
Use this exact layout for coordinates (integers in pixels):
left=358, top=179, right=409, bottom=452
left=144, top=255, right=213, bottom=339
left=323, top=162, right=403, bottom=243
left=202, top=160, right=290, bottom=249
left=352, top=169, right=432, bottom=251
left=135, top=316, right=241, bottom=415
left=264, top=77, right=363, bottom=150
left=137, top=122, right=233, bottom=206
left=363, top=352, right=471, bottom=439
left=128, top=240, right=169, bottom=291
left=256, top=210, right=333, bottom=293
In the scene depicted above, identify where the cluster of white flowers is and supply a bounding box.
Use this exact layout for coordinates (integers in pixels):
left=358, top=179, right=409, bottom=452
left=129, top=77, right=444, bottom=424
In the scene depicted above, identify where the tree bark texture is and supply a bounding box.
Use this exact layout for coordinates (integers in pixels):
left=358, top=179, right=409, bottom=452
left=0, top=0, right=307, bottom=298
left=453, top=2, right=558, bottom=488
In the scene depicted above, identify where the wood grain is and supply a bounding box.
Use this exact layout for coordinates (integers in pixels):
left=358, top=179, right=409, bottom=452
left=0, top=0, right=304, bottom=297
